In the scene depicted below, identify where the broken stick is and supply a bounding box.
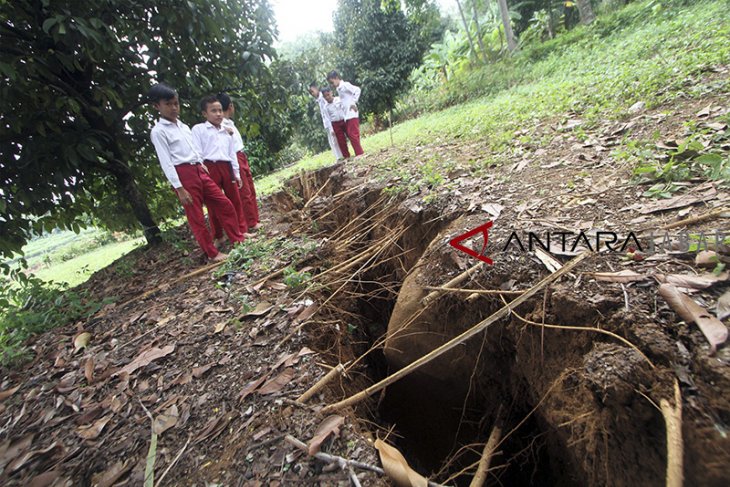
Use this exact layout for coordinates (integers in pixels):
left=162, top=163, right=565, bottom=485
left=284, top=435, right=450, bottom=487
left=296, top=363, right=346, bottom=404
left=421, top=263, right=483, bottom=306
left=660, top=380, right=683, bottom=487
left=660, top=206, right=729, bottom=231
left=320, top=251, right=591, bottom=414
left=469, top=407, right=503, bottom=487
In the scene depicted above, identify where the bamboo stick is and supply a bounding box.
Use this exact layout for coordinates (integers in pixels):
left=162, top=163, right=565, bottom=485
left=469, top=407, right=503, bottom=487
left=296, top=364, right=346, bottom=404
left=660, top=380, right=683, bottom=487
left=320, top=251, right=591, bottom=413
left=421, top=263, right=483, bottom=306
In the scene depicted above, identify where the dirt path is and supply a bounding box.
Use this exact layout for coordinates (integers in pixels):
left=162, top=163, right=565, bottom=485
left=1, top=80, right=729, bottom=486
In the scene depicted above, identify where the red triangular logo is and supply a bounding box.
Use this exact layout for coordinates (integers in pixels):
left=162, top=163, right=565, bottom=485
left=449, top=221, right=494, bottom=265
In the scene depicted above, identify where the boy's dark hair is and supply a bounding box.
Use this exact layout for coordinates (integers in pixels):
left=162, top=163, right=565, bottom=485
left=199, top=95, right=220, bottom=112
left=309, top=82, right=318, bottom=89
left=148, top=83, right=177, bottom=103
left=326, top=70, right=341, bottom=81
left=216, top=92, right=232, bottom=111
left=321, top=87, right=332, bottom=94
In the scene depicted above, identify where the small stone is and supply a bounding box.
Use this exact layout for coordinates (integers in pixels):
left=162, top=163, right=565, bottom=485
left=629, top=101, right=646, bottom=113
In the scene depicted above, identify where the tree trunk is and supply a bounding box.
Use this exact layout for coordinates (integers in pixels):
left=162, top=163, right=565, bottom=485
left=455, top=0, right=480, bottom=63
left=108, top=161, right=162, bottom=246
left=575, top=0, right=596, bottom=25
left=496, top=0, right=517, bottom=53
left=471, top=0, right=489, bottom=63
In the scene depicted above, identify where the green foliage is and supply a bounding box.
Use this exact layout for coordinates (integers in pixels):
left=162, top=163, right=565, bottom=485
left=0, top=0, right=279, bottom=259
left=333, top=0, right=441, bottom=116
left=0, top=272, right=112, bottom=366
left=633, top=126, right=730, bottom=197
left=221, top=238, right=281, bottom=273
left=282, top=266, right=312, bottom=290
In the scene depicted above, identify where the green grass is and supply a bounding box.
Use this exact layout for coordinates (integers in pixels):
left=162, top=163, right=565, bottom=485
left=32, top=238, right=144, bottom=286
left=20, top=227, right=100, bottom=263
left=256, top=151, right=335, bottom=195
left=259, top=0, right=729, bottom=190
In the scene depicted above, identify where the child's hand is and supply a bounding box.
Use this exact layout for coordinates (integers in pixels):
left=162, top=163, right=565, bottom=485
left=235, top=178, right=243, bottom=189
left=176, top=187, right=193, bottom=206
left=200, top=163, right=210, bottom=174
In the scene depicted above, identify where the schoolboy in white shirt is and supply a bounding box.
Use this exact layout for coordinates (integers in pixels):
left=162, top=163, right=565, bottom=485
left=309, top=83, right=344, bottom=162
left=148, top=84, right=242, bottom=261
left=191, top=96, right=251, bottom=241
left=319, top=87, right=351, bottom=159
left=327, top=71, right=364, bottom=156
left=217, top=92, right=260, bottom=231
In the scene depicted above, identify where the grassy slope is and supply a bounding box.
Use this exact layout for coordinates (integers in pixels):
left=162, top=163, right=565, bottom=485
left=257, top=0, right=729, bottom=192
left=32, top=238, right=144, bottom=286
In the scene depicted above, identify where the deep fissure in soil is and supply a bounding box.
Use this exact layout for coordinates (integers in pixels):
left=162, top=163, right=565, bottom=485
left=276, top=165, right=672, bottom=486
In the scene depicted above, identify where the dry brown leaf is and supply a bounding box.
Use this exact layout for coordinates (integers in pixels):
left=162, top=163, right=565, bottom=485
left=193, top=411, right=239, bottom=445
left=239, top=376, right=267, bottom=402
left=253, top=426, right=272, bottom=441
left=659, top=284, right=728, bottom=353
left=213, top=322, right=226, bottom=334
left=258, top=368, right=296, bottom=395
left=696, top=104, right=711, bottom=117
left=633, top=187, right=717, bottom=214
left=246, top=301, right=273, bottom=317
left=284, top=347, right=316, bottom=367
left=296, top=303, right=319, bottom=323
left=0, top=385, right=20, bottom=401
left=152, top=405, right=179, bottom=435
left=28, top=470, right=63, bottom=487
left=695, top=250, right=719, bottom=268
left=114, top=345, right=175, bottom=377
left=592, top=270, right=648, bottom=283
left=716, top=289, right=730, bottom=321
left=0, top=433, right=35, bottom=470
left=84, top=358, right=94, bottom=384
left=77, top=414, right=113, bottom=440
left=481, top=203, right=504, bottom=218
left=91, top=460, right=132, bottom=487
left=308, top=415, right=344, bottom=455
left=73, top=332, right=91, bottom=353
left=374, top=438, right=428, bottom=487
left=661, top=272, right=729, bottom=289
left=7, top=442, right=60, bottom=473
left=192, top=364, right=213, bottom=378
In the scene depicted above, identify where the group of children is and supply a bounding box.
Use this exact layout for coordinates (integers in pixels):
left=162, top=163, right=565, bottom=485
left=149, top=84, right=260, bottom=262
left=308, top=71, right=364, bottom=161
left=148, top=71, right=362, bottom=262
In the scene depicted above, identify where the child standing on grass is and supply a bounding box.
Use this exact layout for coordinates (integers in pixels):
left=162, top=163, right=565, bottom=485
left=148, top=84, right=243, bottom=261
left=308, top=83, right=344, bottom=162
left=327, top=71, right=363, bottom=157
left=191, top=95, right=253, bottom=245
left=320, top=87, right=350, bottom=159
left=217, top=92, right=260, bottom=231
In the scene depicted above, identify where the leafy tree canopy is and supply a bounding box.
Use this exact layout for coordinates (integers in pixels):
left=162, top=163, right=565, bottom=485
left=0, top=0, right=279, bottom=261
left=333, top=0, right=444, bottom=117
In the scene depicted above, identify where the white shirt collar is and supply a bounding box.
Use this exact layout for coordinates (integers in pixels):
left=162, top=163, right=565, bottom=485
left=158, top=117, right=179, bottom=126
